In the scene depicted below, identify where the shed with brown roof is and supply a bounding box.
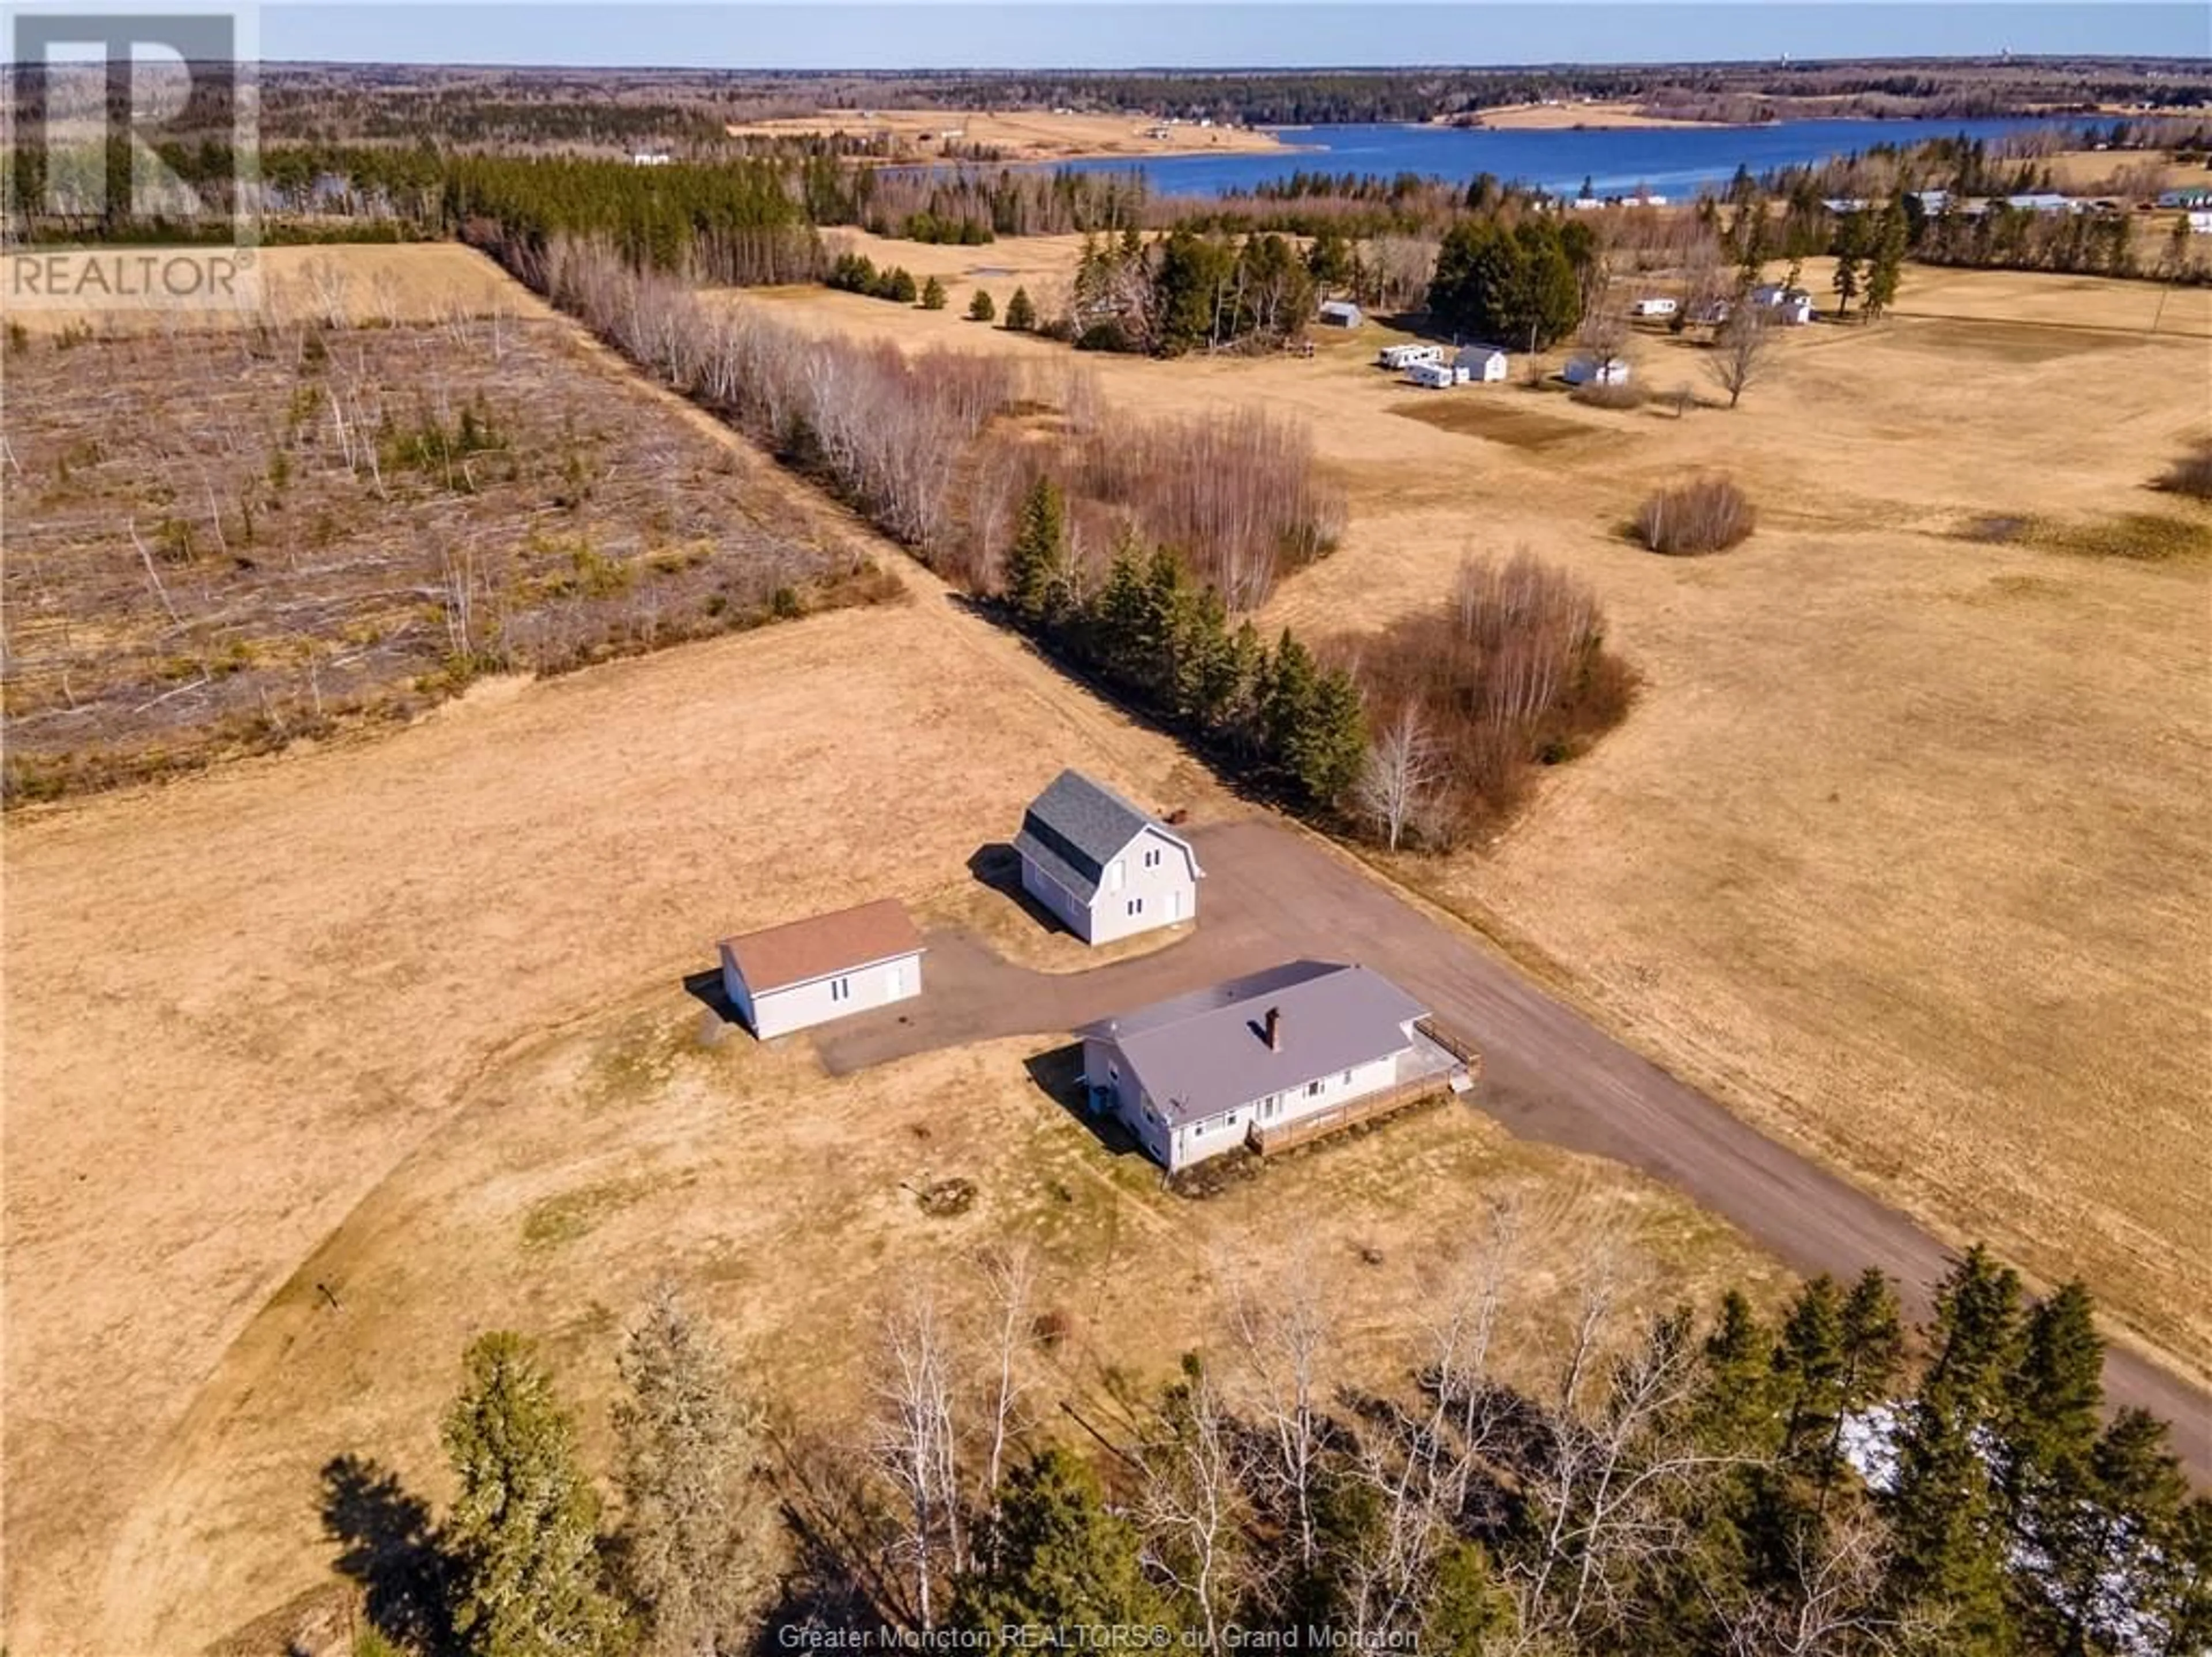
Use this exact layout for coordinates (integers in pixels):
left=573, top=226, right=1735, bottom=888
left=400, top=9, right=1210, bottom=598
left=718, top=899, right=925, bottom=1039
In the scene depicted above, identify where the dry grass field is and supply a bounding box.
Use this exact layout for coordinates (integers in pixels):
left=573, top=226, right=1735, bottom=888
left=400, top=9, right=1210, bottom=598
left=3, top=242, right=551, bottom=334
left=721, top=105, right=1289, bottom=161
left=734, top=232, right=2212, bottom=1386
left=1455, top=100, right=1728, bottom=129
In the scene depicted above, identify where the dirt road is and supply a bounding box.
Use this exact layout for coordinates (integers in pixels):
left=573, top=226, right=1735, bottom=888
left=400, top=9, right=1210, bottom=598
left=820, top=818, right=2212, bottom=1476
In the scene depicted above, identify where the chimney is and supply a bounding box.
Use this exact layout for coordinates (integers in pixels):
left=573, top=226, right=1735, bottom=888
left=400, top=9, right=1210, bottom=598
left=1264, top=1007, right=1282, bottom=1051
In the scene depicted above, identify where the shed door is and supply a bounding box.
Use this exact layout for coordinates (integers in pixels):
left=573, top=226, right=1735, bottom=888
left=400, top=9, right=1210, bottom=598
left=888, top=960, right=907, bottom=997
left=1170, top=887, right=1184, bottom=921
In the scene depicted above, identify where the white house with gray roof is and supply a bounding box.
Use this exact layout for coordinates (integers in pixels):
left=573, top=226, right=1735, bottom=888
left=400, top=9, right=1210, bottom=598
left=1079, top=960, right=1467, bottom=1171
left=1013, top=769, right=1203, bottom=945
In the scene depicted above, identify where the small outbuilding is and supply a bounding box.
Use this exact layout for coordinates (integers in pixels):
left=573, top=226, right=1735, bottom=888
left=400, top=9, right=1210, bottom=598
left=1014, top=769, right=1203, bottom=945
left=1562, top=354, right=1632, bottom=387
left=1317, top=299, right=1364, bottom=328
left=1631, top=296, right=1679, bottom=318
left=1749, top=285, right=1815, bottom=325
left=1455, top=344, right=1510, bottom=382
left=718, top=898, right=925, bottom=1039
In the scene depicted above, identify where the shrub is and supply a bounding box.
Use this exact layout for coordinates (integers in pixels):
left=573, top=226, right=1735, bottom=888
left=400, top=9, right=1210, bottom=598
left=1004, top=286, right=1037, bottom=331
left=1346, top=550, right=1637, bottom=841
left=920, top=275, right=947, bottom=311
left=826, top=250, right=877, bottom=294
left=2155, top=438, right=2212, bottom=501
left=1570, top=380, right=1646, bottom=411
left=967, top=288, right=996, bottom=322
left=1635, top=474, right=1756, bottom=555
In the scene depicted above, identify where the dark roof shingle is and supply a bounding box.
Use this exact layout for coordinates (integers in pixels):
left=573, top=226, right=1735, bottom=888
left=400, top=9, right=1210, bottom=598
left=1011, top=769, right=1161, bottom=902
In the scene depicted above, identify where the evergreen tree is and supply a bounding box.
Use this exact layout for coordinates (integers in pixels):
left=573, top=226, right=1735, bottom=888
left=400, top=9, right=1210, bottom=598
left=919, top=275, right=948, bottom=311
left=442, top=1333, right=624, bottom=1657
left=1824, top=1268, right=1905, bottom=1503
left=967, top=287, right=996, bottom=322
left=611, top=1288, right=766, bottom=1657
left=1305, top=229, right=1353, bottom=292
left=1004, top=477, right=1067, bottom=623
left=1865, top=205, right=1909, bottom=319
left=1004, top=286, right=1037, bottom=331
left=1699, top=1290, right=1778, bottom=1454
left=1999, top=1281, right=2104, bottom=1526
left=1425, top=1539, right=1514, bottom=1655
left=2032, top=1407, right=2191, bottom=1655
left=1831, top=210, right=1868, bottom=317
left=1086, top=540, right=1153, bottom=679
left=1884, top=1247, right=2024, bottom=1653
left=1263, top=633, right=1366, bottom=804
left=880, top=266, right=919, bottom=304
left=1296, top=667, right=1368, bottom=808
left=953, top=1448, right=1167, bottom=1632
left=1260, top=627, right=1320, bottom=773
left=1772, top=1274, right=1849, bottom=1477
left=1427, top=216, right=1584, bottom=350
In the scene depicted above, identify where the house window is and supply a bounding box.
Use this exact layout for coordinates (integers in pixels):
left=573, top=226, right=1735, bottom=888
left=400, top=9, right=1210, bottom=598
left=830, top=977, right=851, bottom=1002
left=1306, top=1079, right=1324, bottom=1098
left=1143, top=847, right=1161, bottom=868
left=1343, top=1069, right=1354, bottom=1086
left=1127, top=896, right=1144, bottom=916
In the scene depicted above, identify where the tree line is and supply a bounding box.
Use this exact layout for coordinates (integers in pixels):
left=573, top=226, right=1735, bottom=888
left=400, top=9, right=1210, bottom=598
left=332, top=1243, right=2210, bottom=1657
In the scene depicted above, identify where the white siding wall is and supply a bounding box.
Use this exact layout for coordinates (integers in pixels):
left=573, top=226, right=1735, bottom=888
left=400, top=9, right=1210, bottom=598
left=1020, top=856, right=1091, bottom=938
left=1165, top=1050, right=1404, bottom=1172
left=738, top=952, right=923, bottom=1039
left=1084, top=1036, right=1173, bottom=1163
left=1082, top=827, right=1199, bottom=945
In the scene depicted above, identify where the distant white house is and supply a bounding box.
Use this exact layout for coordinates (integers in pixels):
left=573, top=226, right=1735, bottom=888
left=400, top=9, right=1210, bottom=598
left=631, top=152, right=673, bottom=167
left=1377, top=342, right=1444, bottom=370
left=1562, top=354, right=1632, bottom=387
left=1013, top=769, right=1203, bottom=945
left=1317, top=298, right=1364, bottom=327
left=718, top=899, right=925, bottom=1039
left=1080, top=960, right=1470, bottom=1172
left=2188, top=210, right=2212, bottom=234
left=1631, top=296, right=1679, bottom=318
left=1455, top=344, right=1510, bottom=382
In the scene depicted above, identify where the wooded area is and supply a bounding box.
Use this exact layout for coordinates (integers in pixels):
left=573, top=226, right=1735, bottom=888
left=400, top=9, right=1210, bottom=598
left=331, top=1246, right=2211, bottom=1657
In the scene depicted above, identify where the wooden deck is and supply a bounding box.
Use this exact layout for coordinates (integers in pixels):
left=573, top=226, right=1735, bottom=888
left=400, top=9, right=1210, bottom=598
left=1244, top=1073, right=1449, bottom=1156
left=1243, top=1022, right=1483, bottom=1158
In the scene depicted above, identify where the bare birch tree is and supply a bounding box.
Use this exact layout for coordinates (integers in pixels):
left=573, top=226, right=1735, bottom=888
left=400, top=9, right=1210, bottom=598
left=1137, top=1356, right=1247, bottom=1649
left=872, top=1290, right=963, bottom=1629
left=1708, top=305, right=1773, bottom=410
left=1354, top=702, right=1442, bottom=852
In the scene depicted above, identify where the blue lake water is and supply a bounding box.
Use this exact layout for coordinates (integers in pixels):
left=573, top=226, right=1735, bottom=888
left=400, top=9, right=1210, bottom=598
left=1044, top=116, right=2067, bottom=199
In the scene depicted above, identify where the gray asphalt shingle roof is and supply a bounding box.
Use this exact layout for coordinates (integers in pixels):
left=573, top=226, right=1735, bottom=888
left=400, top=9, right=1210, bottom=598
left=1012, top=769, right=1169, bottom=903
left=1080, top=960, right=1430, bottom=1128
